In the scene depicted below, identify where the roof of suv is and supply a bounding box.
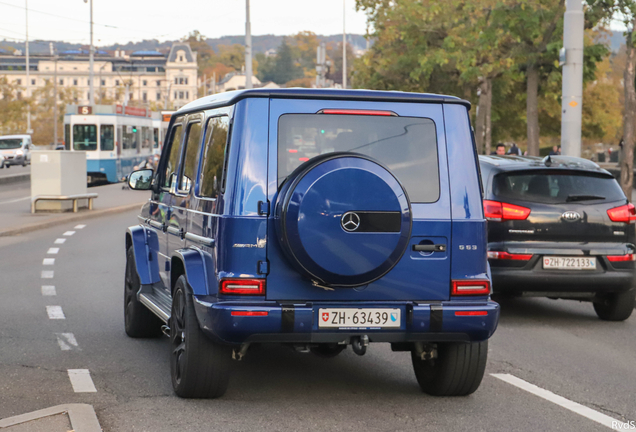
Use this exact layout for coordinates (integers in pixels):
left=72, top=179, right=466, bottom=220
left=479, top=155, right=614, bottom=177
left=176, top=88, right=471, bottom=115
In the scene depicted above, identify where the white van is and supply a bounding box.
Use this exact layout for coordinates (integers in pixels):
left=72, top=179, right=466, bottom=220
left=0, top=134, right=32, bottom=168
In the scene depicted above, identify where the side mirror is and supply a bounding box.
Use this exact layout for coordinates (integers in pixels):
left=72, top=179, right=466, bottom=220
left=128, top=169, right=154, bottom=190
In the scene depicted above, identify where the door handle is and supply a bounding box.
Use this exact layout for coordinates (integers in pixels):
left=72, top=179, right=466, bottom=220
left=413, top=244, right=446, bottom=252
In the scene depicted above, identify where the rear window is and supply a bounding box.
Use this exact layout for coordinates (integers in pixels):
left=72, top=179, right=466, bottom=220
left=493, top=171, right=625, bottom=204
left=277, top=114, right=439, bottom=203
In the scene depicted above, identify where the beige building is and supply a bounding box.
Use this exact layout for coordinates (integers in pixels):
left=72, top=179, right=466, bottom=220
left=0, top=42, right=198, bottom=110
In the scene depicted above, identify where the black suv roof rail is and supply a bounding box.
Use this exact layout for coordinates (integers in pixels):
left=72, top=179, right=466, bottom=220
left=479, top=155, right=611, bottom=175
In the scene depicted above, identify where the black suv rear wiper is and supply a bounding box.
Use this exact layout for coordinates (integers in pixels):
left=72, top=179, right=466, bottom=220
left=566, top=194, right=605, bottom=202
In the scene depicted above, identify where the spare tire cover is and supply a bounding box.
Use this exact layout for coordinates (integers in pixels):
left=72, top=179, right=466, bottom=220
left=275, top=153, right=412, bottom=287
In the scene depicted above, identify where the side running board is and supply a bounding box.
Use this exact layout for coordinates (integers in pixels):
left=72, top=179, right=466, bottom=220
left=138, top=285, right=171, bottom=323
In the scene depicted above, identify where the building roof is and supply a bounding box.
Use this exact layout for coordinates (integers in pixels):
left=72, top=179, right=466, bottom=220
left=167, top=43, right=194, bottom=62
left=177, top=88, right=471, bottom=115
left=131, top=50, right=165, bottom=57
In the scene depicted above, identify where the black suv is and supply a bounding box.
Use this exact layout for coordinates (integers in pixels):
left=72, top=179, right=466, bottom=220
left=479, top=155, right=635, bottom=321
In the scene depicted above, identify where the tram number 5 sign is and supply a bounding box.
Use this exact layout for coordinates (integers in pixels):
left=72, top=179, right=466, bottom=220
left=78, top=106, right=93, bottom=115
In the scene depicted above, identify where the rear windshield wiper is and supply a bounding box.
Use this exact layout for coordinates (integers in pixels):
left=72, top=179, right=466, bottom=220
left=566, top=194, right=605, bottom=202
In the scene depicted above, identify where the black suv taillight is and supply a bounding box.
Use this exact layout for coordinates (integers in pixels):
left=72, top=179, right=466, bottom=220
left=483, top=200, right=531, bottom=221
left=607, top=203, right=636, bottom=224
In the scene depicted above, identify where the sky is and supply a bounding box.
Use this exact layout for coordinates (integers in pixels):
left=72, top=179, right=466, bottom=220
left=0, top=0, right=371, bottom=46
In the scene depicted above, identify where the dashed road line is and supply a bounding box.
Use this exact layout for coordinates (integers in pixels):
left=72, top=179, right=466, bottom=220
left=63, top=231, right=75, bottom=236
left=55, top=333, right=80, bottom=351
left=42, top=258, right=55, bottom=265
left=41, top=285, right=56, bottom=296
left=41, top=270, right=54, bottom=279
left=67, top=369, right=97, bottom=393
left=47, top=247, right=59, bottom=254
left=54, top=238, right=66, bottom=244
left=491, top=373, right=625, bottom=430
left=74, top=224, right=86, bottom=229
left=46, top=305, right=65, bottom=319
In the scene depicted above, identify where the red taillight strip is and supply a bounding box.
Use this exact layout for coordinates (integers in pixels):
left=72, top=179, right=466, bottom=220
left=451, top=280, right=491, bottom=296
left=488, top=251, right=533, bottom=261
left=607, top=254, right=636, bottom=262
left=607, top=203, right=636, bottom=224
left=483, top=200, right=531, bottom=221
left=231, top=311, right=269, bottom=317
left=219, top=279, right=266, bottom=296
left=319, top=109, right=397, bottom=116
left=455, top=311, right=488, bottom=316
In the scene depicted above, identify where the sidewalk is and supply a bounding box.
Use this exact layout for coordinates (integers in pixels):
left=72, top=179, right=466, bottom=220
left=0, top=182, right=147, bottom=237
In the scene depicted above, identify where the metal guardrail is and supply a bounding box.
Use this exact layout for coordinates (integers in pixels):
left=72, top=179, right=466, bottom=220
left=31, top=193, right=98, bottom=213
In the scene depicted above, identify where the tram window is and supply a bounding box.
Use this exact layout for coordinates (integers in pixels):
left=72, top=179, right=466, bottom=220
left=153, top=128, right=159, bottom=148
left=100, top=125, right=114, bottom=151
left=199, top=116, right=230, bottom=199
left=73, top=125, right=97, bottom=151
left=122, top=126, right=132, bottom=150
left=141, top=127, right=150, bottom=148
left=179, top=121, right=202, bottom=193
left=64, top=124, right=70, bottom=150
left=163, top=124, right=183, bottom=189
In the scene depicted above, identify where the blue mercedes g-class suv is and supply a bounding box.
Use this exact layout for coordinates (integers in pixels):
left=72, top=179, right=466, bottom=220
left=125, top=89, right=499, bottom=398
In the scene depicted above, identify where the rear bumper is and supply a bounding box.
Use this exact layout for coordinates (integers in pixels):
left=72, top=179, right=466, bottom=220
left=192, top=298, right=500, bottom=346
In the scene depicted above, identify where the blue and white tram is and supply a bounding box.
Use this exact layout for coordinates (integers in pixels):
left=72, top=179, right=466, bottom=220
left=64, top=105, right=164, bottom=183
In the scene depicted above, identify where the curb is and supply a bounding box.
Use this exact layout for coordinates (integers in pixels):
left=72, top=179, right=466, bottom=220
left=0, top=201, right=144, bottom=237
left=0, top=404, right=101, bottom=431
left=0, top=174, right=29, bottom=185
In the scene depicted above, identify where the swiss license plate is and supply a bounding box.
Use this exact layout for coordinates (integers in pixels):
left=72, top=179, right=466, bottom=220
left=542, top=256, right=596, bottom=270
left=318, top=308, right=401, bottom=329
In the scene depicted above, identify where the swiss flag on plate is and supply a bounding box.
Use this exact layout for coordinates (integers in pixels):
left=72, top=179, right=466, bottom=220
left=322, top=312, right=329, bottom=322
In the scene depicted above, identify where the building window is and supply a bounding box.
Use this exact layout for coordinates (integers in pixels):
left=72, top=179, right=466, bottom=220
left=87, top=79, right=90, bottom=86
left=179, top=56, right=183, bottom=62
left=179, top=77, right=184, bottom=85
left=31, top=79, right=35, bottom=85
left=185, top=78, right=188, bottom=85
left=174, top=91, right=177, bottom=99
left=16, top=79, right=21, bottom=85
left=185, top=91, right=189, bottom=99
left=87, top=92, right=90, bottom=100
left=156, top=80, right=161, bottom=86
left=115, top=80, right=119, bottom=86
left=179, top=91, right=184, bottom=99
left=174, top=77, right=178, bottom=85
left=142, top=92, right=147, bottom=102
left=101, top=79, right=105, bottom=86
left=59, top=79, right=64, bottom=85
left=156, top=92, right=161, bottom=101
left=73, top=79, right=78, bottom=86
left=142, top=80, right=147, bottom=86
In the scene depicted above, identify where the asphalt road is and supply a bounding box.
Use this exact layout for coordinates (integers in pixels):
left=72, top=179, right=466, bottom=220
left=1, top=210, right=635, bottom=431
left=0, top=164, right=30, bottom=179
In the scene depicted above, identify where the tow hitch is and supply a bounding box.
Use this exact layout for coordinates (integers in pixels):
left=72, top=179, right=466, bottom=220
left=351, top=335, right=369, bottom=356
left=414, top=342, right=438, bottom=361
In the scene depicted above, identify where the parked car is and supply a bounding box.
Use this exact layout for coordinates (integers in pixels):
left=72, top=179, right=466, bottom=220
left=125, top=89, right=499, bottom=398
left=0, top=134, right=32, bottom=167
left=480, top=155, right=635, bottom=321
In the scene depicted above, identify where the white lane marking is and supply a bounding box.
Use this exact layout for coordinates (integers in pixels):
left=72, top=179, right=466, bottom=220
left=46, top=305, right=65, bottom=319
left=54, top=238, right=66, bottom=244
left=0, top=196, right=30, bottom=205
left=41, top=270, right=54, bottom=279
left=56, top=333, right=80, bottom=351
left=491, top=374, right=624, bottom=429
left=63, top=231, right=75, bottom=236
left=47, top=247, right=59, bottom=254
left=74, top=224, right=86, bottom=229
left=41, top=285, right=56, bottom=296
left=42, top=258, right=55, bottom=265
left=67, top=369, right=97, bottom=393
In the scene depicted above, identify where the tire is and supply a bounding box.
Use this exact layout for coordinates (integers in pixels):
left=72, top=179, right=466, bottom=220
left=170, top=276, right=232, bottom=398
left=124, top=247, right=162, bottom=338
left=411, top=340, right=488, bottom=396
left=310, top=343, right=346, bottom=358
left=593, top=289, right=635, bottom=321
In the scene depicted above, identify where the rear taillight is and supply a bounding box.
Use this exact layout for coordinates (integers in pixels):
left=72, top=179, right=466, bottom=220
left=455, top=311, right=488, bottom=316
left=451, top=280, right=491, bottom=296
left=219, top=279, right=266, bottom=296
left=607, top=254, right=636, bottom=262
left=487, top=251, right=533, bottom=261
left=607, top=203, right=636, bottom=224
left=483, top=200, right=531, bottom=221
left=230, top=311, right=269, bottom=316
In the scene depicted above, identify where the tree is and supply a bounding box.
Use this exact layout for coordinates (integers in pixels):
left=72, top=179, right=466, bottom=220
left=259, top=39, right=303, bottom=85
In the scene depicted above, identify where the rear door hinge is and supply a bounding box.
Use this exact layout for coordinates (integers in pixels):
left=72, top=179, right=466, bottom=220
left=258, top=201, right=270, bottom=216
left=258, top=260, right=270, bottom=275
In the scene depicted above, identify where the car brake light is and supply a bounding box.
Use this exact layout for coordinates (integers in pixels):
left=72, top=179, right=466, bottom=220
left=219, top=279, right=266, bottom=296
left=320, top=109, right=396, bottom=116
left=451, top=280, right=491, bottom=296
left=483, top=200, right=531, bottom=221
left=487, top=251, right=533, bottom=261
left=607, top=254, right=636, bottom=262
left=299, top=157, right=309, bottom=162
left=231, top=311, right=269, bottom=316
left=288, top=149, right=298, bottom=153
left=607, top=203, right=636, bottom=224
left=455, top=311, right=488, bottom=316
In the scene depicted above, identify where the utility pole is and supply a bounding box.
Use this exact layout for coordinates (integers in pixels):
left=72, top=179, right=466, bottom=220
left=51, top=42, right=58, bottom=147
left=25, top=0, right=31, bottom=134
left=84, top=0, right=95, bottom=106
left=245, top=0, right=253, bottom=89
left=342, top=0, right=347, bottom=89
left=560, top=0, right=583, bottom=157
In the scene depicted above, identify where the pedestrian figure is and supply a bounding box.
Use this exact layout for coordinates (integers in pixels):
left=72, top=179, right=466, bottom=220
left=491, top=143, right=506, bottom=156
left=507, top=142, right=521, bottom=155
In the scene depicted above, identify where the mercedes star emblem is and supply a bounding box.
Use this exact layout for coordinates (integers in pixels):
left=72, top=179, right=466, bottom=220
left=341, top=212, right=361, bottom=232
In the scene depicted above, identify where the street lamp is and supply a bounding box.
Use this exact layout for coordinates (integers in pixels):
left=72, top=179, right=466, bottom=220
left=83, top=0, right=95, bottom=106
left=25, top=0, right=32, bottom=134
